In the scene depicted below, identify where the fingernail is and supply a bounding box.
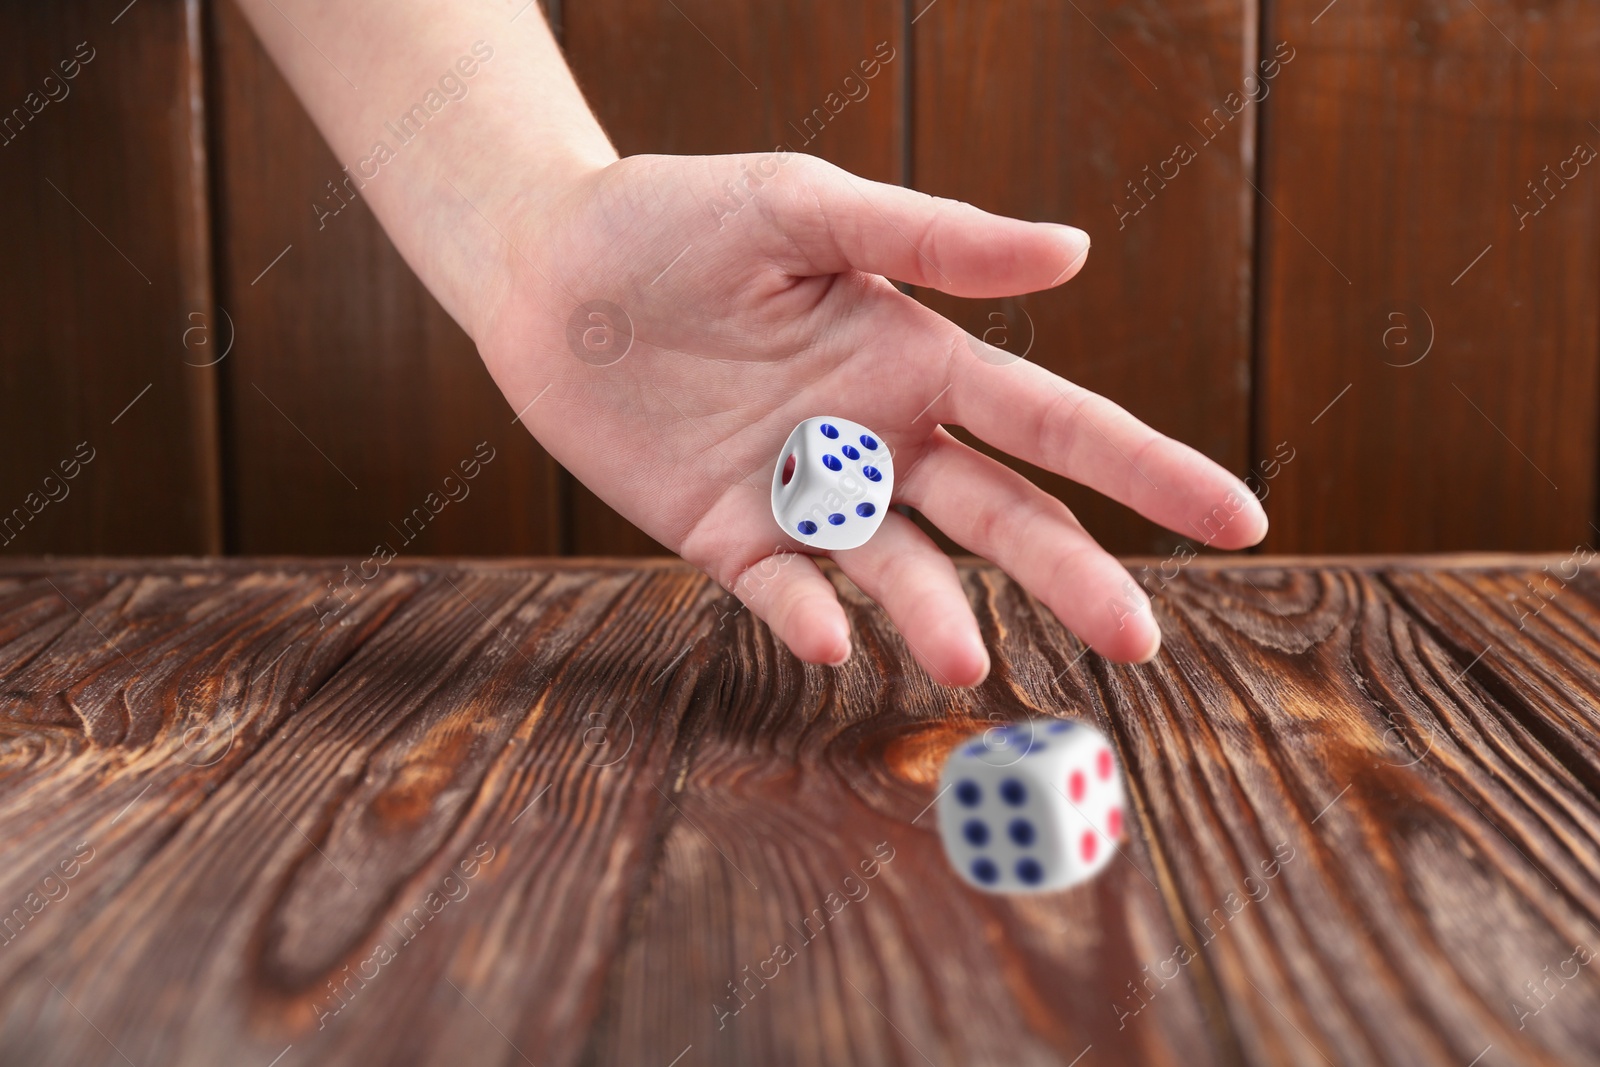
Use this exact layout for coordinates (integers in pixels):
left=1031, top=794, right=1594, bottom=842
left=968, top=643, right=992, bottom=687
left=1047, top=224, right=1091, bottom=253
left=1048, top=225, right=1092, bottom=285
left=1237, top=483, right=1270, bottom=545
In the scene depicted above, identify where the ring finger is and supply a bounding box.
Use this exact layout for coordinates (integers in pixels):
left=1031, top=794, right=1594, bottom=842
left=897, top=429, right=1160, bottom=663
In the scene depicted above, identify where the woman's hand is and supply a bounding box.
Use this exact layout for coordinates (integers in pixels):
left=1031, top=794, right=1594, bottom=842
left=229, top=1, right=1263, bottom=687
left=472, top=151, right=1267, bottom=686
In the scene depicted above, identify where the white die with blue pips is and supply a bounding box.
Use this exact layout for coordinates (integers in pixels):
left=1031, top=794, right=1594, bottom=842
left=937, top=719, right=1125, bottom=893
left=771, top=416, right=894, bottom=552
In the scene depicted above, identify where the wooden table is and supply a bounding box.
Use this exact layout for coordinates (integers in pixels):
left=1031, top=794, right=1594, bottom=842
left=2, top=556, right=1598, bottom=1067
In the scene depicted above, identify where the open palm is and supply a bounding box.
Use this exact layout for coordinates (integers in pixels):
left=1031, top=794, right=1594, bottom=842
left=472, top=152, right=1266, bottom=686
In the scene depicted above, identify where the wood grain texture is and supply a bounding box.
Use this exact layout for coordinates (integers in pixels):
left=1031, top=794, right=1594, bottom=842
left=911, top=0, right=1258, bottom=555
left=561, top=0, right=906, bottom=555
left=1254, top=0, right=1600, bottom=552
left=0, top=0, right=221, bottom=554
left=208, top=0, right=561, bottom=556
left=3, top=556, right=1600, bottom=1065
left=588, top=568, right=1226, bottom=1066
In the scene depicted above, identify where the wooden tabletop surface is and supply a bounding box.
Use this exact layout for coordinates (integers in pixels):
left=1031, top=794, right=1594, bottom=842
left=2, top=555, right=1598, bottom=1067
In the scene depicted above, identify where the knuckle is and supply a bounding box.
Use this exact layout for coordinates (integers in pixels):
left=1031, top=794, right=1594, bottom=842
left=766, top=152, right=828, bottom=202
left=1035, top=387, right=1082, bottom=466
left=784, top=151, right=831, bottom=183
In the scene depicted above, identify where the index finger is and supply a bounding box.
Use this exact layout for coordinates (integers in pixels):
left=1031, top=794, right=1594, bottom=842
left=937, top=345, right=1268, bottom=550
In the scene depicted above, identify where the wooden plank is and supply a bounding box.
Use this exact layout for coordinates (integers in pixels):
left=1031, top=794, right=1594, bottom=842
left=208, top=0, right=562, bottom=555
left=1255, top=0, right=1600, bottom=552
left=3, top=557, right=1600, bottom=1064
left=0, top=560, right=718, bottom=1065
left=1129, top=563, right=1600, bottom=1064
left=0, top=562, right=422, bottom=1056
left=0, top=0, right=221, bottom=554
left=561, top=0, right=907, bottom=554
left=590, top=568, right=1229, bottom=1065
left=912, top=0, right=1258, bottom=555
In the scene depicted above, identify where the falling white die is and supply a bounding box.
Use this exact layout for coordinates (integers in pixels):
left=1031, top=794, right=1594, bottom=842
left=936, top=718, right=1125, bottom=894
left=770, top=416, right=893, bottom=552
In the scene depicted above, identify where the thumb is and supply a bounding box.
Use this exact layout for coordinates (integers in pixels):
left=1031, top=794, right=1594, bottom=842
left=769, top=156, right=1091, bottom=297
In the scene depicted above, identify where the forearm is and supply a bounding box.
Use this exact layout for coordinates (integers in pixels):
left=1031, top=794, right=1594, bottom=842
left=232, top=0, right=617, bottom=338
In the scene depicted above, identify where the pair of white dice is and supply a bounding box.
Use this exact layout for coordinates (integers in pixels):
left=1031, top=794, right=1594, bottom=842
left=937, top=718, right=1125, bottom=893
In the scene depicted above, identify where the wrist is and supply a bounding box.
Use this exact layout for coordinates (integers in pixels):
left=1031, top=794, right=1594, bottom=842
left=422, top=135, right=614, bottom=347
left=320, top=16, right=617, bottom=346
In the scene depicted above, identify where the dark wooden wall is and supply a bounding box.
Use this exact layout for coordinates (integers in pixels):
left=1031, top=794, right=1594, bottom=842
left=2, top=0, right=1597, bottom=558
left=0, top=0, right=220, bottom=554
